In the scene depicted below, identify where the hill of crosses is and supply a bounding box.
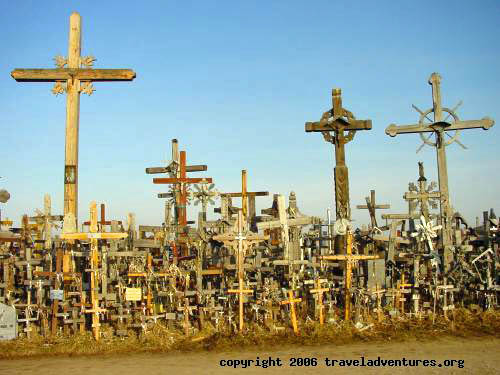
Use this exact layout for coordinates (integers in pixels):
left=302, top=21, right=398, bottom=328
left=1, top=12, right=498, bottom=349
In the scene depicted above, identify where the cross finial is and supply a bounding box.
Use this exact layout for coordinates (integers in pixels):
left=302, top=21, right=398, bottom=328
left=332, top=88, right=342, bottom=116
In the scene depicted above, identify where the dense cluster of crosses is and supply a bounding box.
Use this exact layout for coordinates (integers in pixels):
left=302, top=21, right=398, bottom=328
left=0, top=13, right=498, bottom=341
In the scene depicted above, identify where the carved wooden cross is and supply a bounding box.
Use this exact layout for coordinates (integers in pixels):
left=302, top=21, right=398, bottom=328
left=356, top=190, right=390, bottom=229
left=309, top=279, right=330, bottom=325
left=385, top=73, right=495, bottom=271
left=320, top=232, right=379, bottom=320
left=61, top=201, right=128, bottom=340
left=82, top=203, right=122, bottom=232
left=306, top=88, right=372, bottom=224
left=280, top=290, right=302, bottom=334
left=220, top=170, right=269, bottom=223
left=11, top=13, right=135, bottom=222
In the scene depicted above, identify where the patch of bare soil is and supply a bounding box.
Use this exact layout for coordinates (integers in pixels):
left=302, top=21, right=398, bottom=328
left=1, top=337, right=498, bottom=375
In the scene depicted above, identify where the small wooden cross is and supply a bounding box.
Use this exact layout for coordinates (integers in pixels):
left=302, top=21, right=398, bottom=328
left=396, top=273, right=413, bottom=314
left=309, top=279, right=330, bottom=325
left=356, top=190, right=390, bottom=229
left=280, top=290, right=302, bottom=334
left=228, top=278, right=253, bottom=332
left=61, top=201, right=128, bottom=340
left=371, top=285, right=386, bottom=322
left=320, top=232, right=379, bottom=321
left=220, top=170, right=269, bottom=222
left=404, top=163, right=440, bottom=222
left=83, top=203, right=122, bottom=231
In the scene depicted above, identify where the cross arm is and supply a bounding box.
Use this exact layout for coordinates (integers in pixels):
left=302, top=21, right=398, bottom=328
left=61, top=232, right=128, bottom=240
left=220, top=191, right=269, bottom=198
left=305, top=118, right=372, bottom=132
left=11, top=68, right=136, bottom=82
left=386, top=118, right=494, bottom=137
left=146, top=165, right=207, bottom=174
left=153, top=177, right=213, bottom=184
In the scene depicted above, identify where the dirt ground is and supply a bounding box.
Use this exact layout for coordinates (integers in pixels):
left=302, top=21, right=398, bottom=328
left=1, top=336, right=498, bottom=375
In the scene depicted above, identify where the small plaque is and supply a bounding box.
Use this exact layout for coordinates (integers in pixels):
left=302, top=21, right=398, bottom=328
left=0, top=303, right=17, bottom=340
left=125, top=288, right=142, bottom=301
left=50, top=289, right=64, bottom=300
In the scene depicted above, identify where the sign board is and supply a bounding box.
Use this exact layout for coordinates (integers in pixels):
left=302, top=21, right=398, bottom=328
left=0, top=303, right=17, bottom=340
left=125, top=288, right=142, bottom=301
left=50, top=289, right=64, bottom=300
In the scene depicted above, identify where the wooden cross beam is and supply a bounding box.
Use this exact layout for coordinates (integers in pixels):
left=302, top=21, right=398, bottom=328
left=385, top=73, right=495, bottom=271
left=83, top=203, right=122, bottom=231
left=228, top=279, right=253, bottom=332
left=320, top=232, right=379, bottom=321
left=309, top=279, right=330, bottom=325
left=61, top=201, right=128, bottom=340
left=220, top=170, right=269, bottom=221
left=280, top=290, right=302, bottom=334
left=146, top=139, right=208, bottom=175
left=11, top=13, right=136, bottom=223
left=356, top=190, right=390, bottom=228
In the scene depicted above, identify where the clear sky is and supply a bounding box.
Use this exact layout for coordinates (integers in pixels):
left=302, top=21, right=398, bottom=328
left=1, top=1, right=498, bottom=228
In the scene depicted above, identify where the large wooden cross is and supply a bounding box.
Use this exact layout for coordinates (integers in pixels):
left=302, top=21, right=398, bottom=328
left=61, top=201, right=128, bottom=340
left=306, top=88, right=372, bottom=251
left=356, top=190, right=390, bottom=229
left=11, top=12, right=136, bottom=223
left=320, top=232, right=379, bottom=320
left=385, top=73, right=494, bottom=270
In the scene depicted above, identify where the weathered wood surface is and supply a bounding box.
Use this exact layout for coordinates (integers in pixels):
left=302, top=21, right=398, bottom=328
left=11, top=69, right=135, bottom=82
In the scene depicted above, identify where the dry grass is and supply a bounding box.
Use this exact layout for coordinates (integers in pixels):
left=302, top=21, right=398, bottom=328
left=0, top=308, right=498, bottom=360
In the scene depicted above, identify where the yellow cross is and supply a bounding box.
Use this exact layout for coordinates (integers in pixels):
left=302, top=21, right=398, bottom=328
left=61, top=201, right=127, bottom=340
left=280, top=290, right=302, bottom=334
left=310, top=279, right=330, bottom=325
left=228, top=277, right=253, bottom=332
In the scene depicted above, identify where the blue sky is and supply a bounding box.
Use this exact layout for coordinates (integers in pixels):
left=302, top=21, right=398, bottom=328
left=1, top=1, right=498, bottom=228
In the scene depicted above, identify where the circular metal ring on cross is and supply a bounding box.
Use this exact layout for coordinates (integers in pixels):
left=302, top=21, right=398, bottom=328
left=418, top=107, right=460, bottom=147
